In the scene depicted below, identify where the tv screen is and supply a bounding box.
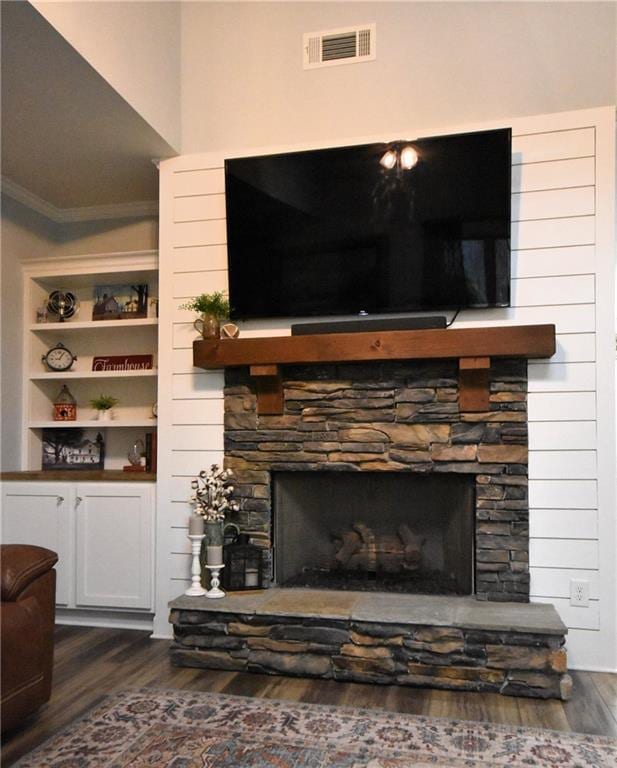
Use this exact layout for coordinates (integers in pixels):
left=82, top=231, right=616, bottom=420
left=225, top=128, right=511, bottom=320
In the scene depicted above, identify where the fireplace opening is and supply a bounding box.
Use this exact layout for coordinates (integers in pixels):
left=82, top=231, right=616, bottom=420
left=273, top=471, right=475, bottom=596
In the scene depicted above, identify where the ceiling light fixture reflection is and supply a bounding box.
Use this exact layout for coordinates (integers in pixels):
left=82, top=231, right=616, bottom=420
left=379, top=149, right=397, bottom=170
left=400, top=145, right=418, bottom=170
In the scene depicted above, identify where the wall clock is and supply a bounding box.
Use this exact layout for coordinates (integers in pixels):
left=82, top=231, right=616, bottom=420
left=42, top=342, right=77, bottom=372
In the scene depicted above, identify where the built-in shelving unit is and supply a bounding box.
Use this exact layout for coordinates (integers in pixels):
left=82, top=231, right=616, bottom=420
left=22, top=251, right=159, bottom=473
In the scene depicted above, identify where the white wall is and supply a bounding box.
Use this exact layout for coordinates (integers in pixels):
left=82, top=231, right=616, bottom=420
left=156, top=107, right=616, bottom=675
left=181, top=2, right=615, bottom=153
left=32, top=0, right=181, bottom=152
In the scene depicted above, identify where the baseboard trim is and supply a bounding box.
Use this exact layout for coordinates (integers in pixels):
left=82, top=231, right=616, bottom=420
left=56, top=609, right=154, bottom=632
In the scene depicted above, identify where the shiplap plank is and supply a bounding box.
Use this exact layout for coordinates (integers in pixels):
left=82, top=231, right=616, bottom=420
left=171, top=245, right=228, bottom=272
left=173, top=168, right=224, bottom=197
left=511, top=274, right=594, bottom=307
left=170, top=552, right=192, bottom=579
left=528, top=392, right=596, bottom=422
left=512, top=245, right=595, bottom=278
left=530, top=538, right=599, bottom=569
left=530, top=567, right=599, bottom=600
left=170, top=425, right=224, bottom=451
left=528, top=333, right=595, bottom=365
left=171, top=480, right=199, bottom=505
left=170, top=450, right=224, bottom=476
left=169, top=578, right=191, bottom=602
left=512, top=187, right=594, bottom=222
left=528, top=479, right=597, bottom=509
left=172, top=219, right=227, bottom=248
left=529, top=450, right=596, bottom=480
left=173, top=270, right=228, bottom=299
left=174, top=194, right=226, bottom=223
left=458, top=304, right=595, bottom=334
left=532, top=597, right=599, bottom=631
left=172, top=372, right=224, bottom=398
left=512, top=128, right=594, bottom=164
left=512, top=216, right=595, bottom=250
left=169, top=526, right=192, bottom=553
left=529, top=421, right=596, bottom=450
left=511, top=157, right=595, bottom=193
left=171, top=399, right=224, bottom=425
left=530, top=508, right=598, bottom=540
left=528, top=362, right=596, bottom=392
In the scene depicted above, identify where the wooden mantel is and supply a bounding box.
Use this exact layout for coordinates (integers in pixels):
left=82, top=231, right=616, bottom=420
left=193, top=324, right=556, bottom=414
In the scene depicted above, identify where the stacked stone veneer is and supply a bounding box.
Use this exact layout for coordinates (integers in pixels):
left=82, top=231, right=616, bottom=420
left=223, top=357, right=530, bottom=601
left=170, top=608, right=571, bottom=700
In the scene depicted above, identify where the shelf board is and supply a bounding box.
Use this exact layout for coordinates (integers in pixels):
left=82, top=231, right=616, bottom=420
left=1, top=470, right=156, bottom=482
left=30, top=369, right=158, bottom=381
left=28, top=420, right=157, bottom=429
left=30, top=318, right=158, bottom=332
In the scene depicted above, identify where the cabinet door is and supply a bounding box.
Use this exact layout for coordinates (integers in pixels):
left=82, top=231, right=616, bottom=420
left=0, top=482, right=72, bottom=606
left=75, top=483, right=154, bottom=610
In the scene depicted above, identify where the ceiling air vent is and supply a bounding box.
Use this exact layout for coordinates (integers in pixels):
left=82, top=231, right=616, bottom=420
left=303, top=24, right=376, bottom=69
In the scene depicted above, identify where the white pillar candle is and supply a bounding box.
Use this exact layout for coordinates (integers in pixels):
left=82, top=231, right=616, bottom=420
left=206, top=545, right=223, bottom=565
left=245, top=568, right=259, bottom=588
left=188, top=515, right=204, bottom=535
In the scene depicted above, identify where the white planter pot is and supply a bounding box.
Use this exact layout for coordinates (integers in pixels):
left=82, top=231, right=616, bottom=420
left=97, top=409, right=112, bottom=421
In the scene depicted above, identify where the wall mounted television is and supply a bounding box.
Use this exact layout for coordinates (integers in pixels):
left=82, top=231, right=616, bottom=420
left=225, top=128, right=511, bottom=321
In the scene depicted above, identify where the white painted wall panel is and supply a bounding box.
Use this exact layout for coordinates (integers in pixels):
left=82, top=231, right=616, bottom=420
left=172, top=372, right=224, bottom=399
left=528, top=333, right=595, bottom=365
left=171, top=245, right=228, bottom=273
left=528, top=362, right=595, bottom=391
left=529, top=450, right=596, bottom=480
left=170, top=424, right=224, bottom=451
left=459, top=304, right=595, bottom=334
left=530, top=567, right=600, bottom=599
left=171, top=398, right=224, bottom=425
left=170, top=450, right=224, bottom=477
left=172, top=219, right=227, bottom=248
left=173, top=168, right=224, bottom=197
left=528, top=392, right=596, bottom=422
left=512, top=186, right=594, bottom=222
left=511, top=274, right=594, bottom=307
left=528, top=479, right=597, bottom=509
left=529, top=538, right=598, bottom=569
left=512, top=245, right=595, bottom=279
left=511, top=157, right=594, bottom=194
left=512, top=128, right=594, bottom=164
left=173, top=270, right=228, bottom=299
left=513, top=216, right=595, bottom=250
left=174, top=194, right=226, bottom=223
left=528, top=421, right=596, bottom=450
left=530, top=508, right=598, bottom=540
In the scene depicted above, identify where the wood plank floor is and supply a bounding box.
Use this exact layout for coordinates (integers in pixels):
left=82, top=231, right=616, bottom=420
left=2, top=626, right=616, bottom=766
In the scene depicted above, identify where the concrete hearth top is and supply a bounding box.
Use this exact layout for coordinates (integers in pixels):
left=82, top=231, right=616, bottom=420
left=169, top=589, right=567, bottom=636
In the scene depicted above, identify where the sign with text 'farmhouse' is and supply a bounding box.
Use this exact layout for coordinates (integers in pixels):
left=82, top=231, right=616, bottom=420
left=92, top=355, right=153, bottom=372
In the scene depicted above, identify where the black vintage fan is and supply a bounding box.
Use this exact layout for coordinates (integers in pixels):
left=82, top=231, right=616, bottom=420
left=47, top=290, right=79, bottom=322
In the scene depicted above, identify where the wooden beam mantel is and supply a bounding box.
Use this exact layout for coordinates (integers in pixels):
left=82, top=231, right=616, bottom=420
left=194, top=324, right=556, bottom=414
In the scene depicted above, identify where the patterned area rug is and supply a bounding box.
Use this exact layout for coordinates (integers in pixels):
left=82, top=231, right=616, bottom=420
left=14, top=688, right=617, bottom=767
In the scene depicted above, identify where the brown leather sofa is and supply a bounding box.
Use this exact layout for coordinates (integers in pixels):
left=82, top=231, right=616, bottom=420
left=1, top=545, right=58, bottom=733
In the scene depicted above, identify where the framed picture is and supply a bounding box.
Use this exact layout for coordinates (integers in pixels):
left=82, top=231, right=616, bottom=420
left=42, top=429, right=104, bottom=471
left=92, top=284, right=148, bottom=321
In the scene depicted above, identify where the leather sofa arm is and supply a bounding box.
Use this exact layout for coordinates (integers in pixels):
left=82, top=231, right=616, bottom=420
left=1, top=545, right=58, bottom=602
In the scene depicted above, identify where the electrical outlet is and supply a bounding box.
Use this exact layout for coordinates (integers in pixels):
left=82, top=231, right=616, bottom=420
left=570, top=579, right=590, bottom=607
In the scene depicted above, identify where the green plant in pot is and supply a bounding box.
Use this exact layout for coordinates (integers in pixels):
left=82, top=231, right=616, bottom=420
left=180, top=292, right=230, bottom=339
left=90, top=394, right=119, bottom=421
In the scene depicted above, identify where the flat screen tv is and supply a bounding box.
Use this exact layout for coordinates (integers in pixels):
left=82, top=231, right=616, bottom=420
left=225, top=128, right=511, bottom=320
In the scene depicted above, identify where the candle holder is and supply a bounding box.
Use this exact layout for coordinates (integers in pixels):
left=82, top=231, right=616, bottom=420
left=185, top=534, right=207, bottom=596
left=205, top=564, right=225, bottom=599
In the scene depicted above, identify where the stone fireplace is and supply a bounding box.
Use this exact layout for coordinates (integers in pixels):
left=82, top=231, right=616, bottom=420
left=223, top=357, right=530, bottom=602
left=170, top=327, right=570, bottom=700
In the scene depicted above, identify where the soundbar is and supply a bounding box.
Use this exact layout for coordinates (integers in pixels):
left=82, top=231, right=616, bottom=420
left=291, top=316, right=447, bottom=336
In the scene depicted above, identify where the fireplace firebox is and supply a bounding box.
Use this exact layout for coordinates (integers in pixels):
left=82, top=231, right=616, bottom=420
left=274, top=472, right=475, bottom=595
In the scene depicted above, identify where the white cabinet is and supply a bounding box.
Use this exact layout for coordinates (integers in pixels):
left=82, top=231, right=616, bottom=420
left=75, top=483, right=153, bottom=610
left=0, top=481, right=154, bottom=614
left=1, top=482, right=72, bottom=606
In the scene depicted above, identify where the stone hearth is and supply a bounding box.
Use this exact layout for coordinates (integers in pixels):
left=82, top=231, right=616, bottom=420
left=169, top=590, right=571, bottom=700
left=223, top=358, right=529, bottom=601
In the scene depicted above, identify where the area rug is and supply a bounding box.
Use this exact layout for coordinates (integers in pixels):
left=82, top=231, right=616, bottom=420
left=13, top=688, right=617, bottom=767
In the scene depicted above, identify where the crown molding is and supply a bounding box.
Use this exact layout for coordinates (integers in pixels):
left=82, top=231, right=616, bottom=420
left=1, top=176, right=158, bottom=223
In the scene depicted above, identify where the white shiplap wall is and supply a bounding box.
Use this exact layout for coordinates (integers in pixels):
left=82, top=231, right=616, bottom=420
left=155, top=107, right=616, bottom=672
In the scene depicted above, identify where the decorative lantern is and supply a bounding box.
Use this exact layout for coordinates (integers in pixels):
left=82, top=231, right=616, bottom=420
left=53, top=385, right=77, bottom=421
left=223, top=533, right=264, bottom=591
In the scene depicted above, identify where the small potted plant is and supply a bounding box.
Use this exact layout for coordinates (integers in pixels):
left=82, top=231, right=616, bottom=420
left=179, top=292, right=230, bottom=339
left=90, top=394, right=119, bottom=421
